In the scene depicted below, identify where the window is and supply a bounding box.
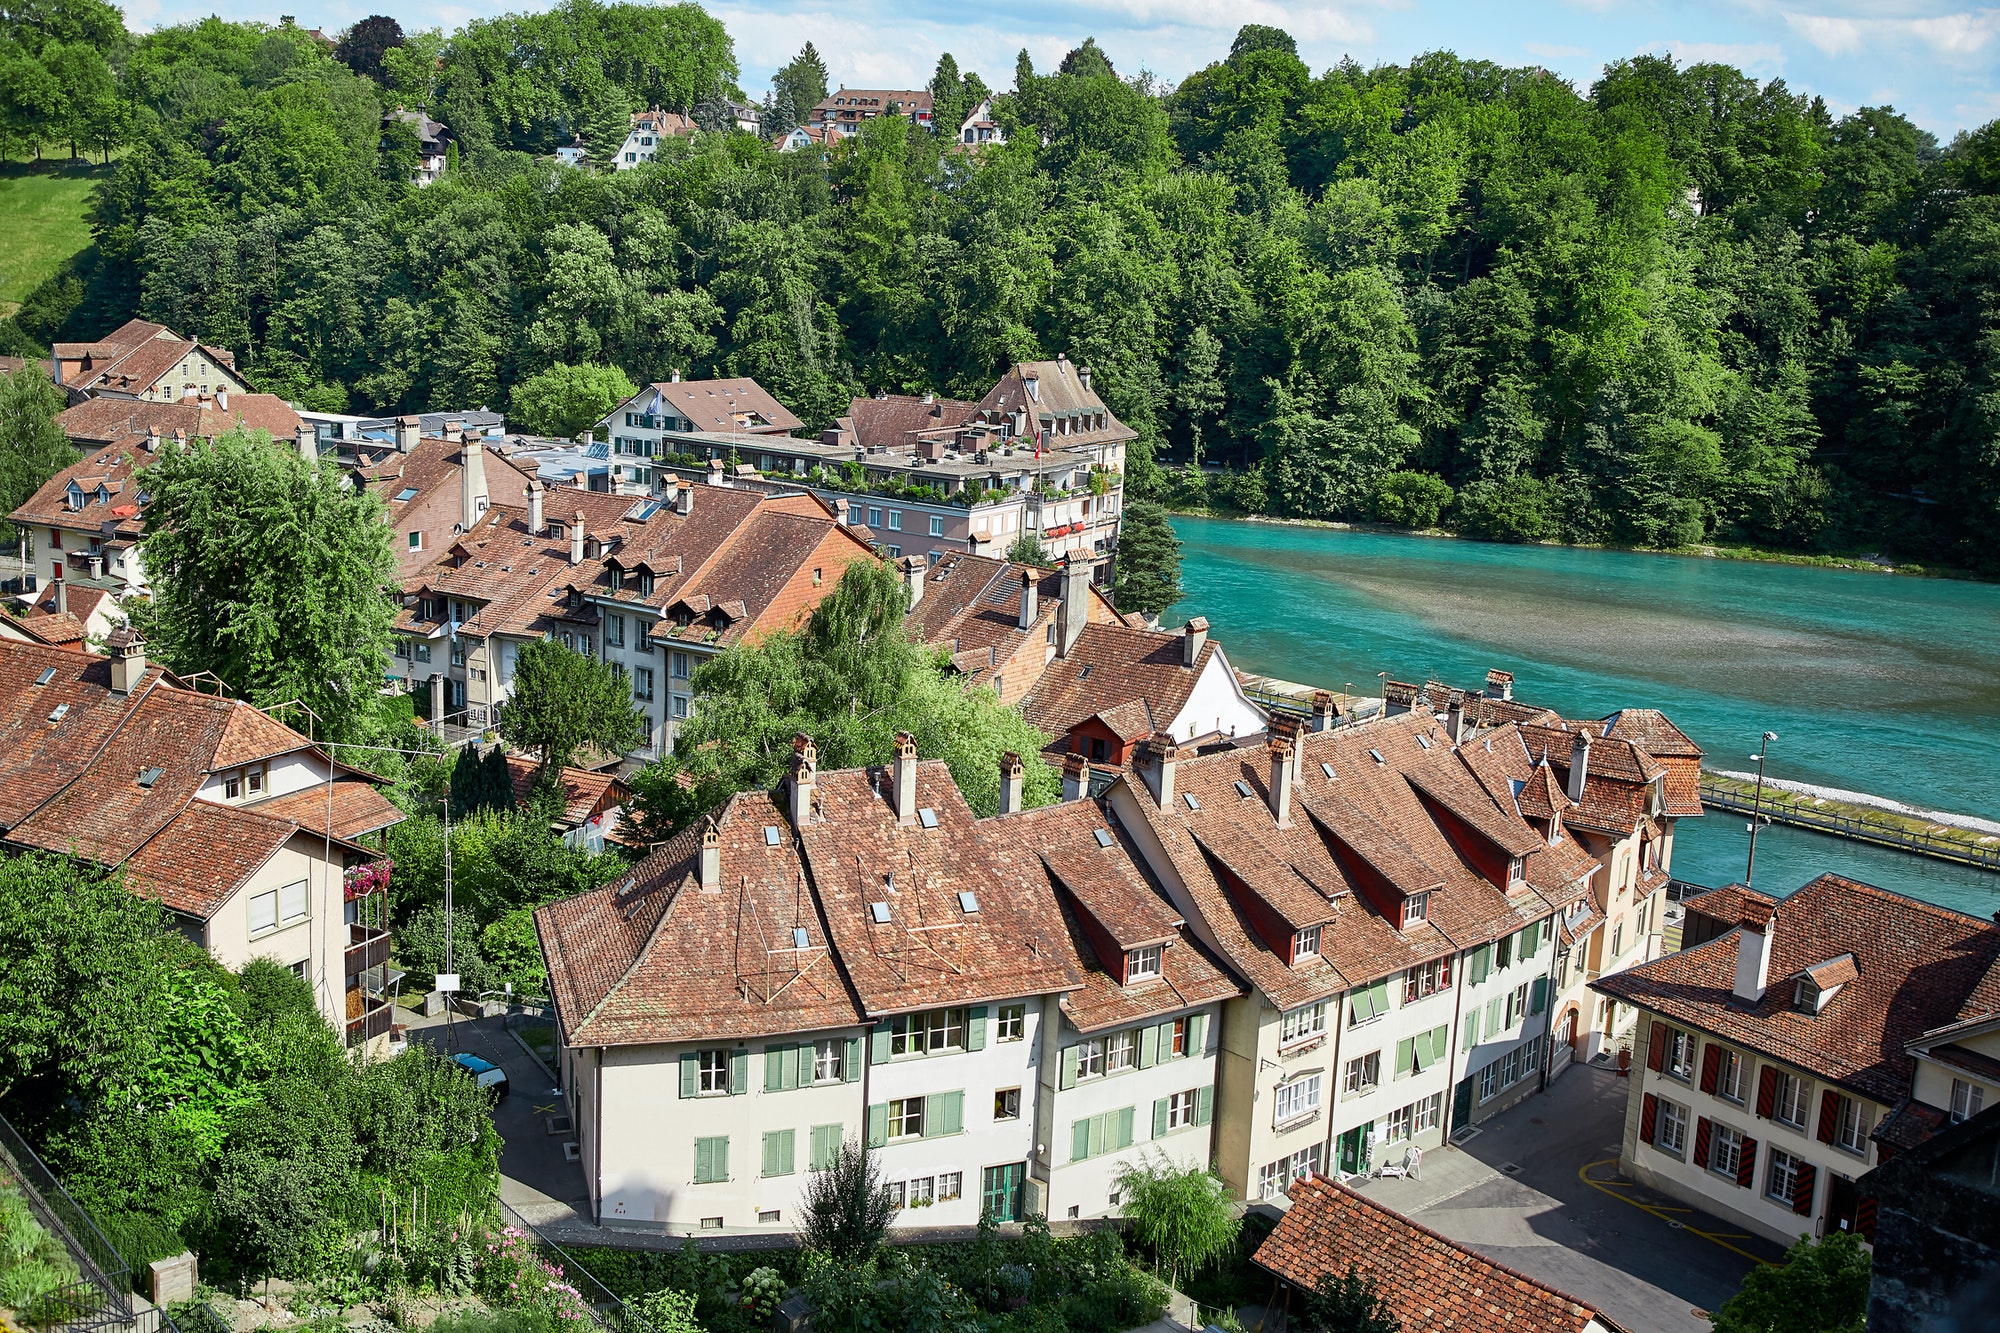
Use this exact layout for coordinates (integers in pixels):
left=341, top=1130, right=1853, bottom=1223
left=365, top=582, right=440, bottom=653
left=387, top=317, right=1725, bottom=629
left=1413, top=1090, right=1442, bottom=1132
left=451, top=639, right=466, bottom=667
left=1273, top=1072, right=1322, bottom=1124
left=693, top=1136, right=729, bottom=1183
left=868, top=507, right=883, bottom=528
left=1169, top=1017, right=1189, bottom=1057
left=1716, top=1048, right=1745, bottom=1102
left=812, top=1038, right=844, bottom=1083
left=888, top=1007, right=966, bottom=1055
left=1656, top=1099, right=1689, bottom=1158
left=247, top=767, right=263, bottom=795
left=1385, top=1102, right=1415, bottom=1143
left=762, top=1129, right=795, bottom=1178
left=809, top=1124, right=843, bottom=1170
left=1664, top=1027, right=1697, bottom=1081
left=1256, top=1145, right=1323, bottom=1200
left=408, top=531, right=422, bottom=551
left=1076, top=1037, right=1107, bottom=1080
left=886, top=511, right=903, bottom=531
left=673, top=695, right=689, bottom=719
left=906, top=1176, right=934, bottom=1206
left=698, top=1049, right=732, bottom=1094
left=1167, top=1089, right=1198, bottom=1130
left=225, top=773, right=242, bottom=799
left=996, top=1004, right=1025, bottom=1041
left=1071, top=1108, right=1137, bottom=1161
left=278, top=879, right=307, bottom=926
left=938, top=1172, right=963, bottom=1201
left=1710, top=1123, right=1744, bottom=1179
left=1479, top=1060, right=1501, bottom=1102
left=634, top=667, right=655, bottom=702
left=1766, top=1148, right=1803, bottom=1204
left=1344, top=1050, right=1381, bottom=1095
left=1772, top=1071, right=1811, bottom=1128
left=248, top=889, right=278, bottom=937
left=886, top=545, right=900, bottom=558
left=930, top=516, right=945, bottom=537
left=1611, top=921, right=1624, bottom=958
left=888, top=1097, right=925, bottom=1139
left=415, top=643, right=431, bottom=663
left=1402, top=893, right=1428, bottom=926
left=1347, top=980, right=1391, bottom=1028
left=1952, top=1078, right=1986, bottom=1123
left=1106, top=1030, right=1138, bottom=1073
left=607, top=614, right=625, bottom=648
left=1126, top=945, right=1162, bottom=982
left=1834, top=1095, right=1871, bottom=1155
left=1396, top=1025, right=1448, bottom=1078
left=1496, top=933, right=1514, bottom=969
left=1637, top=901, right=1651, bottom=940
left=1506, top=982, right=1530, bottom=1029
left=671, top=651, right=690, bottom=679
left=1293, top=926, right=1321, bottom=959
left=885, top=1179, right=906, bottom=1208
left=994, top=1087, right=1020, bottom=1120
left=1403, top=957, right=1451, bottom=1002
left=1282, top=1001, right=1328, bottom=1044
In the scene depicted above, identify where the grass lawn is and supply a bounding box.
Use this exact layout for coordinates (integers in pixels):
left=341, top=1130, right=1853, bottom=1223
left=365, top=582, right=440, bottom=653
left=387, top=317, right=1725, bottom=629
left=0, top=159, right=110, bottom=316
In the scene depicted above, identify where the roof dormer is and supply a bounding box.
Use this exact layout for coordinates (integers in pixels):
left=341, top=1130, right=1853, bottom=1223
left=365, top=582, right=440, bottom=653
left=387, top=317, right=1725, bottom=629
left=1793, top=954, right=1857, bottom=1014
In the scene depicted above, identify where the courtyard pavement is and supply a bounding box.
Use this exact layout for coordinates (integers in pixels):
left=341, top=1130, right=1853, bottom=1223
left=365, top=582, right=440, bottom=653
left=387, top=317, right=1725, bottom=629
left=1349, top=1059, right=1786, bottom=1333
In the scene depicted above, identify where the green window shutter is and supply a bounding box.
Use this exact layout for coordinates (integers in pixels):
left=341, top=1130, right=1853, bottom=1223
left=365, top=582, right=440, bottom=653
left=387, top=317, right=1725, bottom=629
left=1071, top=1118, right=1092, bottom=1162
left=1153, top=1098, right=1170, bottom=1139
left=798, top=1043, right=815, bottom=1088
left=1471, top=946, right=1490, bottom=985
left=1463, top=1008, right=1482, bottom=1052
left=1486, top=996, right=1503, bottom=1033
left=1139, top=1024, right=1158, bottom=1069
left=1116, top=1105, right=1135, bottom=1150
left=866, top=1103, right=888, bottom=1148
left=1432, top=1024, right=1449, bottom=1064
left=1372, top=980, right=1391, bottom=1015
left=946, top=1090, right=965, bottom=1135
left=844, top=1036, right=862, bottom=1081
left=1531, top=978, right=1548, bottom=1015
left=763, top=1130, right=794, bottom=1178
left=1190, top=1012, right=1208, bottom=1056
left=680, top=1052, right=698, bottom=1098
left=1396, top=1036, right=1416, bottom=1078
left=694, top=1137, right=712, bottom=1183
left=925, top=1090, right=963, bottom=1137
left=730, top=1048, right=749, bottom=1095
left=871, top=1024, right=891, bottom=1064
left=1060, top=1044, right=1079, bottom=1090
left=967, top=1006, right=988, bottom=1051
left=1195, top=1085, right=1213, bottom=1126
left=1348, top=988, right=1372, bottom=1024
left=716, top=1136, right=729, bottom=1182
left=765, top=1045, right=786, bottom=1093
left=923, top=1094, right=943, bottom=1138
left=810, top=1124, right=839, bottom=1170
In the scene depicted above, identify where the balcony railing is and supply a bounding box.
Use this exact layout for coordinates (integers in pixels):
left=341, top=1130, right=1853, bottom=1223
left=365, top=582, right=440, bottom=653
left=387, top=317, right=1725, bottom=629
left=346, top=999, right=393, bottom=1046
left=345, top=922, right=391, bottom=980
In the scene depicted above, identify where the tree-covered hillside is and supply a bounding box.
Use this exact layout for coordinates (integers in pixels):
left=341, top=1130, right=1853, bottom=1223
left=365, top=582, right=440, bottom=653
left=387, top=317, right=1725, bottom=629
left=5, top=4, right=1999, bottom=569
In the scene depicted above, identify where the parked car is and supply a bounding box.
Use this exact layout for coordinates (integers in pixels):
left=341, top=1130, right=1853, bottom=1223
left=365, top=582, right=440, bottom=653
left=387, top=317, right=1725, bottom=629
left=452, top=1051, right=509, bottom=1099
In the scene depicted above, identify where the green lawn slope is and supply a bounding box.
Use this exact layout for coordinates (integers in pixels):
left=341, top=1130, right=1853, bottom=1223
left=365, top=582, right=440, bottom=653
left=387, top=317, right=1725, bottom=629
left=0, top=161, right=108, bottom=317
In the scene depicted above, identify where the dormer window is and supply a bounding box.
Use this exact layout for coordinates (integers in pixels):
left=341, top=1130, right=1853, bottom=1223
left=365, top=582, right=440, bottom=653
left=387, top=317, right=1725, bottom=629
left=1402, top=893, right=1429, bottom=927
left=638, top=572, right=654, bottom=597
left=1292, top=926, right=1321, bottom=961
left=1125, top=945, right=1161, bottom=983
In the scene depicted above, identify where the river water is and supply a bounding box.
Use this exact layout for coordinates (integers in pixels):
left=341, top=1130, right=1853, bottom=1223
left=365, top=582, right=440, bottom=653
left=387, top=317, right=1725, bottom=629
left=1166, top=516, right=2000, bottom=917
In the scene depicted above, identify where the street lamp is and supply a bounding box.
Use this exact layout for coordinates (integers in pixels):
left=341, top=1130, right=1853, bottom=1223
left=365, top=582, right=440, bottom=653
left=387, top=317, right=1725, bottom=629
left=1745, top=731, right=1778, bottom=888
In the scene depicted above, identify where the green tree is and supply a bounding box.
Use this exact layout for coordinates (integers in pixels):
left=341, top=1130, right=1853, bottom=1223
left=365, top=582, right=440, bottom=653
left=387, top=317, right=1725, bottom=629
left=1299, top=1264, right=1398, bottom=1333
left=765, top=42, right=829, bottom=138
left=1113, top=500, right=1183, bottom=617
left=798, top=1137, right=895, bottom=1259
left=509, top=361, right=639, bottom=439
left=1006, top=533, right=1051, bottom=565
left=133, top=427, right=398, bottom=743
left=1453, top=476, right=1554, bottom=543
left=0, top=365, right=76, bottom=546
left=1709, top=1232, right=1869, bottom=1333
left=500, top=637, right=647, bottom=769
left=1114, top=1156, right=1239, bottom=1290
left=1373, top=471, right=1453, bottom=528
left=335, top=15, right=404, bottom=83
left=235, top=957, right=319, bottom=1032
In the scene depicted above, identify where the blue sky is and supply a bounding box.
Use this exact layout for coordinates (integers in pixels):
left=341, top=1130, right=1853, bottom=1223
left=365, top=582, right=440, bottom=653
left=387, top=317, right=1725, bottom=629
left=133, top=0, right=2000, bottom=136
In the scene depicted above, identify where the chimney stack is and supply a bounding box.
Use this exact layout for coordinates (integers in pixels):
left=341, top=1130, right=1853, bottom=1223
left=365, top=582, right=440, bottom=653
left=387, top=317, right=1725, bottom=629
left=834, top=497, right=850, bottom=527
left=1312, top=690, right=1338, bottom=733
left=998, top=751, right=1024, bottom=815
left=675, top=483, right=693, bottom=516
left=1567, top=731, right=1591, bottom=803
left=570, top=511, right=586, bottom=565
left=527, top=479, right=545, bottom=536
left=1062, top=752, right=1090, bottom=803
left=890, top=731, right=918, bottom=825
left=145, top=426, right=162, bottom=454
left=460, top=438, right=488, bottom=532
left=699, top=818, right=721, bottom=892
left=216, top=388, right=229, bottom=411
left=1446, top=692, right=1467, bottom=745
left=660, top=475, right=679, bottom=509
left=670, top=369, right=682, bottom=383
left=431, top=674, right=446, bottom=724
left=444, top=419, right=463, bottom=443
left=1018, top=568, right=1038, bottom=630
left=788, top=734, right=818, bottom=827
left=397, top=415, right=422, bottom=452
left=1486, top=668, right=1514, bottom=701
left=1057, top=553, right=1090, bottom=658
left=1079, top=365, right=1093, bottom=394
left=105, top=625, right=145, bottom=695
left=1269, top=737, right=1294, bottom=827
left=900, top=554, right=926, bottom=608
left=1140, top=732, right=1179, bottom=810
left=52, top=578, right=67, bottom=615
left=1732, top=899, right=1775, bottom=1001
left=1181, top=615, right=1209, bottom=668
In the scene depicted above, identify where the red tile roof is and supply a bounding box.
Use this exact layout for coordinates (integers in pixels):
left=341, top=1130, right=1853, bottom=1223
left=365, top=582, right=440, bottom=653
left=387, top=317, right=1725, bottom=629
left=504, top=753, right=629, bottom=829
left=121, top=799, right=298, bottom=916
left=627, top=379, right=802, bottom=434
left=1593, top=873, right=2000, bottom=1103
left=1254, top=1176, right=1617, bottom=1333
left=1021, top=622, right=1232, bottom=753
left=844, top=394, right=980, bottom=452
left=254, top=779, right=407, bottom=841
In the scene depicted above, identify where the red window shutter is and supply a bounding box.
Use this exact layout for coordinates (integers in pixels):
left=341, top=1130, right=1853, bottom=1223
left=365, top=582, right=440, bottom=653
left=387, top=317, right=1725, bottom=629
left=1816, top=1088, right=1840, bottom=1144
left=1792, top=1160, right=1817, bottom=1216
left=1640, top=1092, right=1659, bottom=1145
left=1647, top=1021, right=1667, bottom=1072
left=1736, top=1136, right=1758, bottom=1188
left=1700, top=1044, right=1721, bottom=1094
left=1855, top=1195, right=1877, bottom=1242
left=1756, top=1066, right=1778, bottom=1119
left=1693, top=1117, right=1712, bottom=1169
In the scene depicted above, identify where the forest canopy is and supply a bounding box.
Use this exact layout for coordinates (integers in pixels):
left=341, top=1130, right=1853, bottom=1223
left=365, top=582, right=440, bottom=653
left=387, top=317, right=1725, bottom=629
left=6, top=2, right=2000, bottom=570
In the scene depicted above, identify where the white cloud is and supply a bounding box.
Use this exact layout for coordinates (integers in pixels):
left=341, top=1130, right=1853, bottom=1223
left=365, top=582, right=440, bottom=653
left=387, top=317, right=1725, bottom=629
left=1654, top=38, right=1787, bottom=75
left=1783, top=8, right=2000, bottom=60
left=1522, top=41, right=1592, bottom=59
left=1066, top=0, right=1375, bottom=44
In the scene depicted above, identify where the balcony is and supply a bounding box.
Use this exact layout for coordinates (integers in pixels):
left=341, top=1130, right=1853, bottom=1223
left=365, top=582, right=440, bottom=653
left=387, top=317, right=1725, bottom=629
left=345, top=922, right=391, bottom=981
left=346, top=997, right=393, bottom=1046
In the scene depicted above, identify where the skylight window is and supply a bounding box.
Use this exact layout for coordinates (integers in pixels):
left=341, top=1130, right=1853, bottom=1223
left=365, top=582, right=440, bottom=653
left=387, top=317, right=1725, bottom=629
left=1368, top=749, right=1385, bottom=764
left=1092, top=828, right=1114, bottom=848
left=137, top=767, right=164, bottom=788
left=918, top=808, right=938, bottom=829
left=870, top=901, right=892, bottom=924
left=1416, top=735, right=1433, bottom=749
left=1233, top=779, right=1254, bottom=799
left=47, top=704, right=69, bottom=723
left=792, top=927, right=810, bottom=949
left=1321, top=763, right=1337, bottom=780
left=957, top=891, right=980, bottom=914
left=764, top=826, right=782, bottom=846
left=1182, top=792, right=1200, bottom=810
left=33, top=667, right=55, bottom=686
left=394, top=486, right=420, bottom=502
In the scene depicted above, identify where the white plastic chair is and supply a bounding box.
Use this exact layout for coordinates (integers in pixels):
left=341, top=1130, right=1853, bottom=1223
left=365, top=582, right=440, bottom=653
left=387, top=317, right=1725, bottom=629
left=1377, top=1145, right=1421, bottom=1181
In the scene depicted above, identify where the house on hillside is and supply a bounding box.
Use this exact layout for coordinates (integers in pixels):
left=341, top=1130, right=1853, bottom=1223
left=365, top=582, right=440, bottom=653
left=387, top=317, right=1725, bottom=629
left=598, top=376, right=803, bottom=493
left=353, top=421, right=541, bottom=575
left=503, top=752, right=633, bottom=849
left=616, top=108, right=695, bottom=168
left=0, top=634, right=404, bottom=1044
left=957, top=96, right=1005, bottom=147
left=809, top=88, right=933, bottom=139
left=52, top=319, right=250, bottom=403
left=384, top=108, right=450, bottom=185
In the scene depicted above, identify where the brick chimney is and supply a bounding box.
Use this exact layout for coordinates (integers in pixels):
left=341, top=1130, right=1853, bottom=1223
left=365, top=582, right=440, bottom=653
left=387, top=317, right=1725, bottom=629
left=1268, top=736, right=1294, bottom=828
left=787, top=734, right=817, bottom=827
left=1057, top=553, right=1090, bottom=658
left=890, top=731, right=919, bottom=825
left=1567, top=731, right=1591, bottom=802
left=900, top=554, right=926, bottom=608
left=460, top=438, right=488, bottom=532
left=397, top=415, right=421, bottom=452
left=1486, top=668, right=1514, bottom=701
left=833, top=497, right=850, bottom=527
left=570, top=511, right=586, bottom=565
left=675, top=482, right=693, bottom=516
left=1733, top=899, right=1775, bottom=1001
left=105, top=625, right=145, bottom=695
left=1018, top=568, right=1038, bottom=630
left=1139, top=732, right=1179, bottom=810
left=1062, top=752, right=1090, bottom=803
left=527, top=479, right=545, bottom=536
left=1312, top=689, right=1338, bottom=733
left=998, top=751, right=1024, bottom=815
left=699, top=818, right=721, bottom=892
left=296, top=424, right=317, bottom=464
left=1181, top=616, right=1209, bottom=668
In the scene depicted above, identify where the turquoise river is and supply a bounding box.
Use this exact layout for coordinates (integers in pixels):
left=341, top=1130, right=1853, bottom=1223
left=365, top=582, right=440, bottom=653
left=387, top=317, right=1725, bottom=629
left=1164, top=516, right=2000, bottom=917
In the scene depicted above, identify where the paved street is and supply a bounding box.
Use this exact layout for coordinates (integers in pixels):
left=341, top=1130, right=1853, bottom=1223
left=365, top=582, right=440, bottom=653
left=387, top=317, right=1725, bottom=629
left=1351, top=1060, right=1785, bottom=1333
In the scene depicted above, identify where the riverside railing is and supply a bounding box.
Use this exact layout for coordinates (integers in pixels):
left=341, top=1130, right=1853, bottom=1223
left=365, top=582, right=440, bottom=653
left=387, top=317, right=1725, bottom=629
left=1699, top=778, right=2000, bottom=872
left=0, top=1112, right=137, bottom=1333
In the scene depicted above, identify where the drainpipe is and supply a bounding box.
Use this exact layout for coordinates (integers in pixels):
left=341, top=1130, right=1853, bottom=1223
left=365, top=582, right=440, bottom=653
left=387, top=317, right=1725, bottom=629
left=1537, top=907, right=1565, bottom=1095
left=1437, top=927, right=1471, bottom=1146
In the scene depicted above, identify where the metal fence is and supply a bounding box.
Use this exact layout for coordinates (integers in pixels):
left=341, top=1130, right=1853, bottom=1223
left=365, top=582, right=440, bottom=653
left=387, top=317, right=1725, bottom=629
left=1699, top=778, right=2000, bottom=872
left=0, top=1112, right=136, bottom=1333
left=495, top=1198, right=659, bottom=1333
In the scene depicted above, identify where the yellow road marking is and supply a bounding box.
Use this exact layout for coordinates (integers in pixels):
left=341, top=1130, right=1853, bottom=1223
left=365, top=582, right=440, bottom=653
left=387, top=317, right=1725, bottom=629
left=533, top=1102, right=559, bottom=1114
left=1579, top=1159, right=1776, bottom=1267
